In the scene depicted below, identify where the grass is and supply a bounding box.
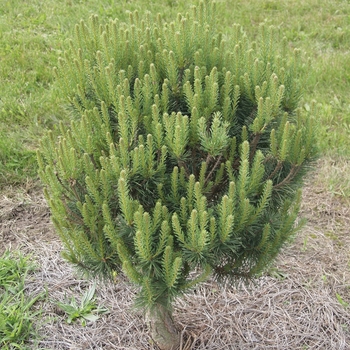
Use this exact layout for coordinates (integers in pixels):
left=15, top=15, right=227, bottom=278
left=0, top=251, right=44, bottom=349
left=0, top=130, right=37, bottom=186
left=0, top=0, right=349, bottom=348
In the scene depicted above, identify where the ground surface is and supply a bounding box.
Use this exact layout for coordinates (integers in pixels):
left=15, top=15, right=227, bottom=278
left=0, top=157, right=349, bottom=349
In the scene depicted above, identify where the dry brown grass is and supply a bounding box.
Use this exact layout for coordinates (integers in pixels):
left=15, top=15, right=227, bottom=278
left=0, top=157, right=349, bottom=349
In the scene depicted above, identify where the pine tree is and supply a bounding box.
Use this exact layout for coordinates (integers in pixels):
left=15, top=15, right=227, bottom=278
left=37, top=2, right=316, bottom=349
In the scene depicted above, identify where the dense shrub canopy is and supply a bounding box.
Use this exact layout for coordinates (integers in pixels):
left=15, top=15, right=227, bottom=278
left=38, top=2, right=316, bottom=311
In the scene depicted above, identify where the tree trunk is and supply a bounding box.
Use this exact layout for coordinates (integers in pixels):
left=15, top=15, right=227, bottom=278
left=146, top=303, right=181, bottom=350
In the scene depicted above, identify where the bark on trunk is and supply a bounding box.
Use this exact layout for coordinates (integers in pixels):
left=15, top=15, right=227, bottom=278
left=146, top=304, right=181, bottom=350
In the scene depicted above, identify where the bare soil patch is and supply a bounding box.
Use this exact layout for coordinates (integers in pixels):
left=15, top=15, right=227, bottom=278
left=1, top=158, right=349, bottom=349
left=0, top=186, right=53, bottom=256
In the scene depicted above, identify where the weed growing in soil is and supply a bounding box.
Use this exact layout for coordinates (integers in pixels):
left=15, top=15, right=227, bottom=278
left=55, top=284, right=108, bottom=326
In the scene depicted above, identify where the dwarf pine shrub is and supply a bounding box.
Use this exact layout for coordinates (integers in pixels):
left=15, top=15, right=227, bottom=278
left=38, top=2, right=316, bottom=349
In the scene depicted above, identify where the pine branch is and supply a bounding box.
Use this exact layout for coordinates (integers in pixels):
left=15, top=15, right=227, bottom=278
left=267, top=160, right=283, bottom=180
left=273, top=164, right=300, bottom=190
left=204, top=155, right=222, bottom=185
left=249, top=132, right=262, bottom=163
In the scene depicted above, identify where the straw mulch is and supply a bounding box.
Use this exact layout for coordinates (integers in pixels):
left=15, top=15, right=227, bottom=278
left=0, top=159, right=349, bottom=349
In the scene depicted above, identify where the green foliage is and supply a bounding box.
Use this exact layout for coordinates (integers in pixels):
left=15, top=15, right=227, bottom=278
left=55, top=284, right=108, bottom=325
left=38, top=2, right=316, bottom=311
left=0, top=251, right=45, bottom=349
